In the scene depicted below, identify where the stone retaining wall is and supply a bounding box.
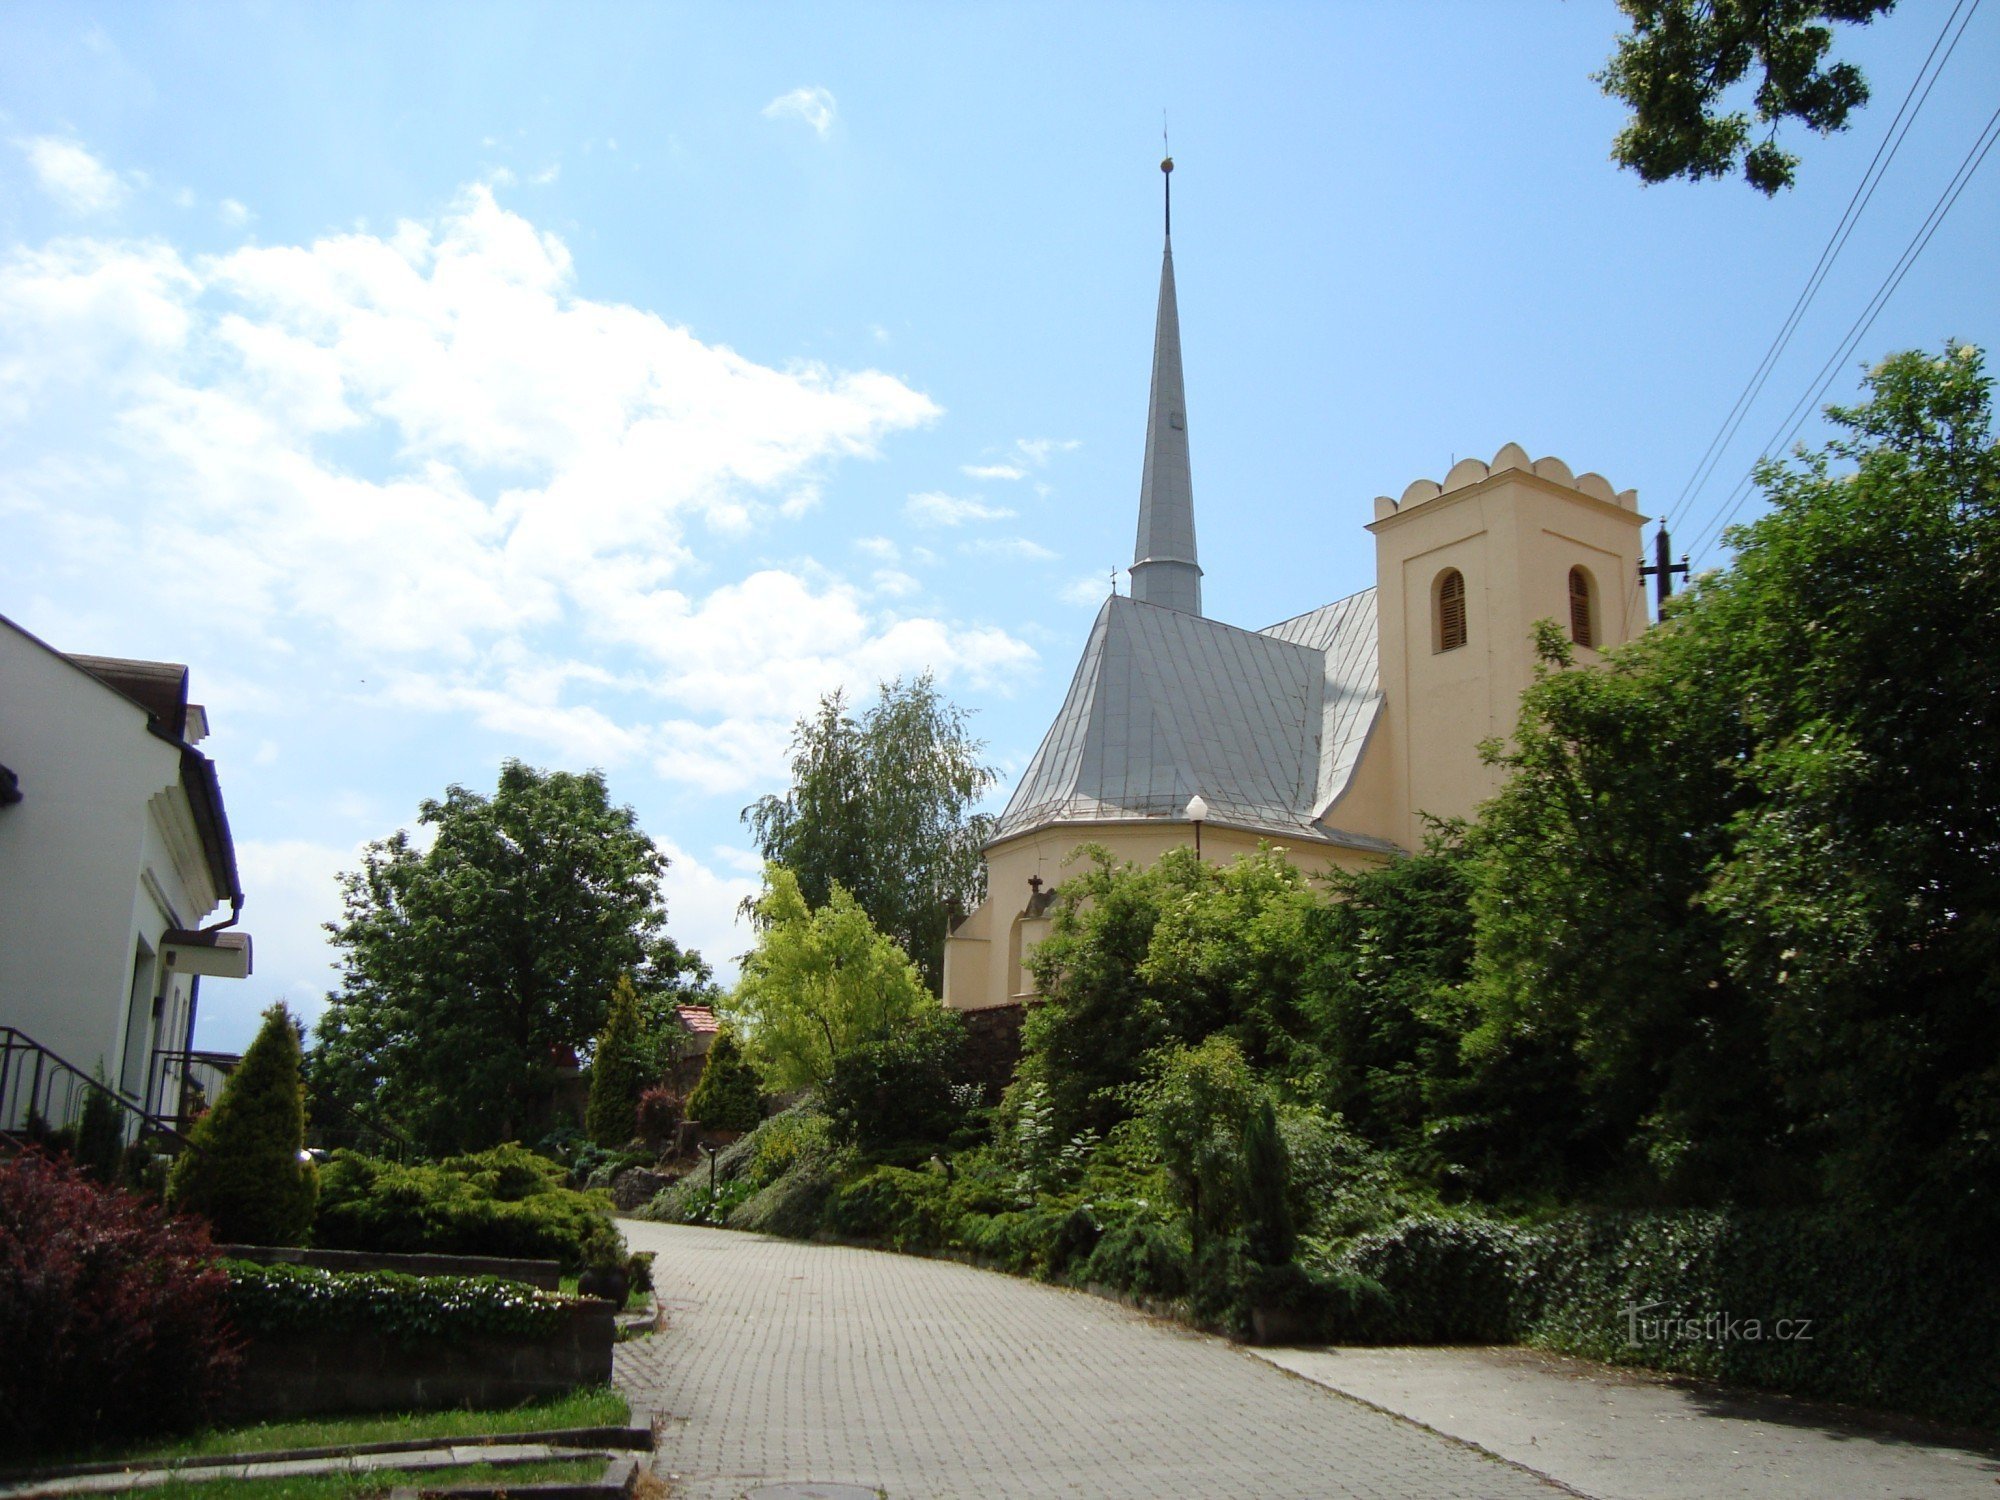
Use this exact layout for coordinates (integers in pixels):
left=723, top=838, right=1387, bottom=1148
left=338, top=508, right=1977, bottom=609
left=221, top=1301, right=615, bottom=1420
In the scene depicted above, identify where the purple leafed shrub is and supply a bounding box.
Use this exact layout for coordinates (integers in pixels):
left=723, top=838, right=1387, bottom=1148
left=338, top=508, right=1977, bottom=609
left=0, top=1151, right=242, bottom=1456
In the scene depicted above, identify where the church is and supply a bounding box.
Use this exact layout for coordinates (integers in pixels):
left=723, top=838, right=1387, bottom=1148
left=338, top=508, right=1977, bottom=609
left=942, top=162, right=1649, bottom=1013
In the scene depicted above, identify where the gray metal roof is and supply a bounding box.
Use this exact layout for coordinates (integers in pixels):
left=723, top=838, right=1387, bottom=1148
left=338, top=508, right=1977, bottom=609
left=1129, top=238, right=1202, bottom=616
left=993, top=590, right=1389, bottom=850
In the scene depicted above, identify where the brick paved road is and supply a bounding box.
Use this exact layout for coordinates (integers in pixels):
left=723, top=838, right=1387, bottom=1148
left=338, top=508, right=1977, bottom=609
left=614, top=1221, right=1567, bottom=1500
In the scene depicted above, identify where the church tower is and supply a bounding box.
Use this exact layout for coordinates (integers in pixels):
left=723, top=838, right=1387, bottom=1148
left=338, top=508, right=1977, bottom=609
left=1129, top=156, right=1203, bottom=616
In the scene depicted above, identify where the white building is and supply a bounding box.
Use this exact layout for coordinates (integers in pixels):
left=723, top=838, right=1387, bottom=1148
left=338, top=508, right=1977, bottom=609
left=0, top=612, right=252, bottom=1133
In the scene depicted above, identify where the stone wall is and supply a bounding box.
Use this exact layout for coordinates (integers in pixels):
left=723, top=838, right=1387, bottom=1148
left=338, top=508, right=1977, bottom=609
left=221, top=1301, right=614, bottom=1420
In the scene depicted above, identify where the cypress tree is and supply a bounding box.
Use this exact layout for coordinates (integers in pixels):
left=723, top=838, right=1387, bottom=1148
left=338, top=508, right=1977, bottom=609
left=585, top=975, right=647, bottom=1147
left=685, top=1028, right=763, bottom=1133
left=166, top=1003, right=318, bottom=1244
left=1240, top=1096, right=1296, bottom=1267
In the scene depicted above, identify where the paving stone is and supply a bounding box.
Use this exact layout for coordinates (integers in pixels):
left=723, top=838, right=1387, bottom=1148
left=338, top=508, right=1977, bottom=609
left=614, top=1221, right=1562, bottom=1500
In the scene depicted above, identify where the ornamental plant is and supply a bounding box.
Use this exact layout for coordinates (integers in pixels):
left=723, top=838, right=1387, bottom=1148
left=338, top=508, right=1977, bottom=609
left=0, top=1152, right=240, bottom=1456
left=167, top=1003, right=318, bottom=1245
left=686, top=1028, right=763, bottom=1133
left=585, top=975, right=647, bottom=1147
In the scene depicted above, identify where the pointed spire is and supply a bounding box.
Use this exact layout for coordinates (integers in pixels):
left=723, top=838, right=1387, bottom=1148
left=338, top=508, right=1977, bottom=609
left=1130, top=154, right=1203, bottom=615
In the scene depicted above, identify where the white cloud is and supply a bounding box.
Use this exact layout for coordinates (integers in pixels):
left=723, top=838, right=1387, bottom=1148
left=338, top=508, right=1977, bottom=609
left=872, top=568, right=920, bottom=598
left=529, top=164, right=560, bottom=186
left=853, top=534, right=899, bottom=561
left=17, top=137, right=128, bottom=215
left=218, top=198, right=253, bottom=227
left=658, top=836, right=760, bottom=980
left=0, top=184, right=1034, bottom=803
left=1013, top=436, right=1081, bottom=465
left=200, top=837, right=357, bottom=1047
left=905, top=490, right=1014, bottom=527
left=964, top=537, right=1058, bottom=562
left=961, top=462, right=1025, bottom=481
left=763, top=86, right=838, bottom=139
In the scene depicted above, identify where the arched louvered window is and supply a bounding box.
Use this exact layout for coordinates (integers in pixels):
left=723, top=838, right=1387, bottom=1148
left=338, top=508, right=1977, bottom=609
left=1569, top=566, right=1594, bottom=649
left=1435, top=568, right=1467, bottom=652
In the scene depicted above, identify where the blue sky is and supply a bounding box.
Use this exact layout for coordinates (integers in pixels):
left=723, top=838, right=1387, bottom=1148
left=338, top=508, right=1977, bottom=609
left=3, top=3, right=1994, bottom=1052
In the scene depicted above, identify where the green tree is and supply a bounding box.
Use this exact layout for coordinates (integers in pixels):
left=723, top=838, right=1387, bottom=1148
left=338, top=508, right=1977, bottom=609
left=1695, top=343, right=2000, bottom=1234
left=585, top=975, right=647, bottom=1147
left=1599, top=0, right=1894, bottom=194
left=723, top=866, right=937, bottom=1094
left=743, top=675, right=996, bottom=991
left=1464, top=344, right=2000, bottom=1231
left=313, top=761, right=699, bottom=1154
left=1238, top=1096, right=1295, bottom=1268
left=685, top=1027, right=764, bottom=1133
left=167, top=1004, right=317, bottom=1244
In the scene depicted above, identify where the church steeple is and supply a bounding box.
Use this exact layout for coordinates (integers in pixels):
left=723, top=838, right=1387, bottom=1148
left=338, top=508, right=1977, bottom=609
left=1130, top=155, right=1203, bottom=616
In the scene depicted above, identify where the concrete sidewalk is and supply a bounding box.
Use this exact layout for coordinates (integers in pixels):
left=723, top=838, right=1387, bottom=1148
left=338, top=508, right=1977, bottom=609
left=1252, top=1344, right=2000, bottom=1500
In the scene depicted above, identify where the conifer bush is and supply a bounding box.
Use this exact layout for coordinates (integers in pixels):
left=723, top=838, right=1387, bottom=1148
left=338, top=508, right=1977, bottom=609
left=686, top=1028, right=763, bottom=1133
left=167, top=1003, right=318, bottom=1245
left=0, top=1152, right=240, bottom=1456
left=585, top=975, right=647, bottom=1147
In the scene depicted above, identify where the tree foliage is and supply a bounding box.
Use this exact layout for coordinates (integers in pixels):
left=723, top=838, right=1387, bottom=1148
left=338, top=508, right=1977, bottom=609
left=1598, top=0, right=1894, bottom=193
left=585, top=975, right=647, bottom=1147
left=312, top=761, right=703, bottom=1154
left=1468, top=344, right=1999, bottom=1231
left=685, top=1028, right=764, bottom=1133
left=724, top=866, right=936, bottom=1095
left=743, top=675, right=996, bottom=991
left=167, top=1003, right=318, bottom=1245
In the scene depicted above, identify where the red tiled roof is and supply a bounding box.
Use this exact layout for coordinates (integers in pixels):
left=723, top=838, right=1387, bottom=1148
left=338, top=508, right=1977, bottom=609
left=676, top=1005, right=720, bottom=1035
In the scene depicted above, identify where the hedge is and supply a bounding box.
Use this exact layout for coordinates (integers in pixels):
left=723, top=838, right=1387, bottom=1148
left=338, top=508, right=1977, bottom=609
left=1327, top=1210, right=2000, bottom=1430
left=224, top=1260, right=574, bottom=1345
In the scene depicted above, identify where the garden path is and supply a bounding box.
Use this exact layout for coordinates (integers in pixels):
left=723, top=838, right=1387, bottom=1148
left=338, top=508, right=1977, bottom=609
left=613, top=1220, right=1565, bottom=1499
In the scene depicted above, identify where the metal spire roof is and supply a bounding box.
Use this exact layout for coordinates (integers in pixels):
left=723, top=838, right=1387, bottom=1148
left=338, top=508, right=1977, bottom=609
left=1129, top=156, right=1202, bottom=616
left=991, top=592, right=1391, bottom=852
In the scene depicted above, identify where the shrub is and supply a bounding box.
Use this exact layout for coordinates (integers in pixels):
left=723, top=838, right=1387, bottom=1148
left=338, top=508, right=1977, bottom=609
left=820, top=1012, right=969, bottom=1156
left=1077, top=1221, right=1192, bottom=1301
left=167, top=1004, right=318, bottom=1245
left=826, top=1166, right=950, bottom=1251
left=635, top=1085, right=683, bottom=1148
left=73, top=1083, right=125, bottom=1186
left=1239, top=1097, right=1294, bottom=1269
left=1047, top=1205, right=1103, bottom=1276
left=224, top=1259, right=571, bottom=1344
left=728, top=1153, right=844, bottom=1240
left=585, top=976, right=647, bottom=1148
left=745, top=1109, right=835, bottom=1188
left=686, top=1029, right=763, bottom=1133
left=1514, top=1210, right=2000, bottom=1429
left=0, top=1153, right=241, bottom=1457
left=313, top=1146, right=621, bottom=1275
left=1335, top=1215, right=1525, bottom=1343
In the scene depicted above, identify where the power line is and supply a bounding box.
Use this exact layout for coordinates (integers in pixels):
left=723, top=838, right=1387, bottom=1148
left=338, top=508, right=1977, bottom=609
left=1685, top=97, right=2000, bottom=563
left=1665, top=0, right=1983, bottom=534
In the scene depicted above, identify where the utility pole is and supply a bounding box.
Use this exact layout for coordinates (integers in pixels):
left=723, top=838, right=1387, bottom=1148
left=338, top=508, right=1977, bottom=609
left=1639, top=524, right=1690, bottom=619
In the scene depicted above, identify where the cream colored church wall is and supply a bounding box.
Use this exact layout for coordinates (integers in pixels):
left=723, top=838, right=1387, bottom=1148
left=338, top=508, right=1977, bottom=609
left=942, top=821, right=1384, bottom=1012
left=1367, top=452, right=1647, bottom=853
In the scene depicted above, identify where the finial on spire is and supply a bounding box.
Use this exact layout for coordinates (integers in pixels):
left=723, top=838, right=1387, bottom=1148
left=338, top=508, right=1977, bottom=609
left=1161, top=116, right=1173, bottom=240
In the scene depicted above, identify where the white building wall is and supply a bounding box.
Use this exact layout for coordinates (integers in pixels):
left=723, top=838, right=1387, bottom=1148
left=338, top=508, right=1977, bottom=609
left=0, top=625, right=219, bottom=1097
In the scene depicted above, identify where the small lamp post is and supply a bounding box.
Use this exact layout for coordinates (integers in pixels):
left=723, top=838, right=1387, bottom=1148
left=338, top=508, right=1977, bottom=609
left=1184, top=793, right=1209, bottom=861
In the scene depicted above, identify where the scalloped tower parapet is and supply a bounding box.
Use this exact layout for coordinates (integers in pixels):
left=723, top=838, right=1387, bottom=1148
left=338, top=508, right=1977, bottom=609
left=1374, top=443, right=1637, bottom=516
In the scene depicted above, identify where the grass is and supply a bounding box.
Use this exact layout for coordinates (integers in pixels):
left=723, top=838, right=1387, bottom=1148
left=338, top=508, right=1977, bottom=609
left=100, top=1456, right=608, bottom=1500
left=99, top=1387, right=630, bottom=1466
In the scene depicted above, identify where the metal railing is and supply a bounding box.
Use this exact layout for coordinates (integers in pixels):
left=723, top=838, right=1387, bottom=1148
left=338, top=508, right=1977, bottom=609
left=0, top=1026, right=196, bottom=1156
left=150, top=1047, right=241, bottom=1135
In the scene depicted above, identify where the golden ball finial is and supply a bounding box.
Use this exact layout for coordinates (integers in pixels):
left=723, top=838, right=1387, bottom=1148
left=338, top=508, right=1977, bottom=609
left=1161, top=155, right=1174, bottom=174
